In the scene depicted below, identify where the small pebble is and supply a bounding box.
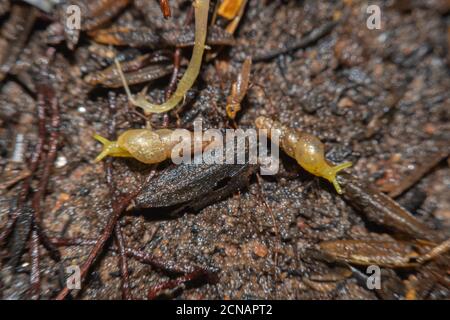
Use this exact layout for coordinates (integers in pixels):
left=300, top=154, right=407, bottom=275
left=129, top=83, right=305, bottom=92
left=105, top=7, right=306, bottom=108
left=224, top=244, right=238, bottom=257
left=251, top=241, right=268, bottom=258
left=55, top=155, right=68, bottom=168
left=337, top=97, right=354, bottom=108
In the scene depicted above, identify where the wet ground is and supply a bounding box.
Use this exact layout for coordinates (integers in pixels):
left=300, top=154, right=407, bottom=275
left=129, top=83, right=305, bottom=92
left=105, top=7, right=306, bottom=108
left=0, top=0, right=449, bottom=299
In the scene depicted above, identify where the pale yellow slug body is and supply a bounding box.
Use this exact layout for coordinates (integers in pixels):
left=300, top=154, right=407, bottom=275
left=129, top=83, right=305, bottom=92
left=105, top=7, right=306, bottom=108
left=94, top=128, right=207, bottom=164
left=94, top=129, right=176, bottom=164
left=255, top=116, right=352, bottom=194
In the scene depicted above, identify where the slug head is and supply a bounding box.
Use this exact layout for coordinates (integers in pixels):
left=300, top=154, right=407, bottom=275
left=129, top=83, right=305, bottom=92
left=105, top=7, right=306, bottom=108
left=93, top=134, right=132, bottom=162
left=317, top=161, right=352, bottom=194
left=294, top=133, right=352, bottom=194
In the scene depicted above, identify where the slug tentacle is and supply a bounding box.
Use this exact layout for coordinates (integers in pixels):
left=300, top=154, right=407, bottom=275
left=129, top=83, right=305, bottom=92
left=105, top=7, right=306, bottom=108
left=93, top=134, right=132, bottom=162
left=323, top=161, right=353, bottom=194
left=255, top=116, right=352, bottom=194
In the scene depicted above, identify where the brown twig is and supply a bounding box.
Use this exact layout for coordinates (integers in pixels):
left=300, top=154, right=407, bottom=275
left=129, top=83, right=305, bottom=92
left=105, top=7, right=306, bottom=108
left=252, top=21, right=337, bottom=62
left=105, top=92, right=132, bottom=300
left=161, top=49, right=181, bottom=127
left=147, top=268, right=217, bottom=299
left=0, top=5, right=37, bottom=81
left=124, top=247, right=196, bottom=275
left=29, top=228, right=40, bottom=300
left=51, top=236, right=219, bottom=300
left=50, top=237, right=204, bottom=275
left=0, top=169, right=31, bottom=190
left=417, top=238, right=450, bottom=264
left=54, top=191, right=140, bottom=299
left=54, top=171, right=156, bottom=300
left=0, top=90, right=46, bottom=245
left=1, top=50, right=60, bottom=300
left=31, top=83, right=61, bottom=261
left=114, top=224, right=132, bottom=299
left=165, top=48, right=182, bottom=100
left=51, top=233, right=219, bottom=299
left=50, top=234, right=220, bottom=300
left=379, top=146, right=449, bottom=198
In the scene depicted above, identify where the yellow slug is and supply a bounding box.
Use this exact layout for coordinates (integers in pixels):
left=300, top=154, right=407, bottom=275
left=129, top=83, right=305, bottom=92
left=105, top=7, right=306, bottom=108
left=93, top=128, right=208, bottom=164
left=255, top=116, right=352, bottom=194
left=93, top=129, right=176, bottom=164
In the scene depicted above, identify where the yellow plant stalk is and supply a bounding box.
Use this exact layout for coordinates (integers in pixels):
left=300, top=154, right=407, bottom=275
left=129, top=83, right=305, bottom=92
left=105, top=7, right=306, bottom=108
left=115, top=0, right=210, bottom=114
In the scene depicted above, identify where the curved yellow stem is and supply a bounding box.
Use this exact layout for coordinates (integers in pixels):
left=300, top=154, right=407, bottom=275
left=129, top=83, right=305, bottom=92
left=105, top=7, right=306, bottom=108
left=116, top=0, right=210, bottom=114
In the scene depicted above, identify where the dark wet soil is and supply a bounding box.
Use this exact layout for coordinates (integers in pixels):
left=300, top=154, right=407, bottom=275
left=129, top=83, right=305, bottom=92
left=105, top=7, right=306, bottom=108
left=0, top=0, right=449, bottom=299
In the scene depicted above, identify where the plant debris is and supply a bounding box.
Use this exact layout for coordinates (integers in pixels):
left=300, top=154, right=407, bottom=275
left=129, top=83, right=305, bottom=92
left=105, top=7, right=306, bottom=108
left=0, top=0, right=449, bottom=300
